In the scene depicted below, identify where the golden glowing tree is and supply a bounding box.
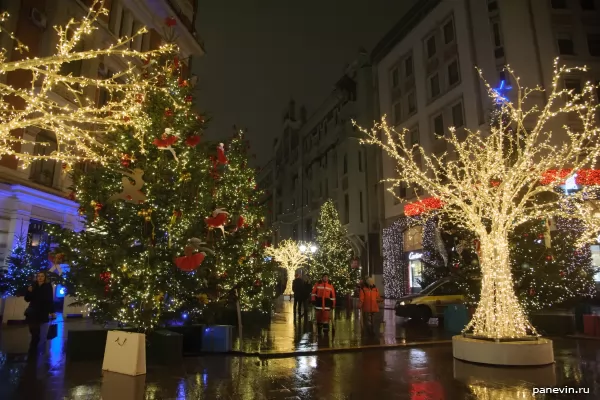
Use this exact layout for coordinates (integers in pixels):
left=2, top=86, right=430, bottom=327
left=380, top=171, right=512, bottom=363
left=359, top=60, right=600, bottom=339
left=0, top=0, right=173, bottom=166
left=265, top=239, right=308, bottom=296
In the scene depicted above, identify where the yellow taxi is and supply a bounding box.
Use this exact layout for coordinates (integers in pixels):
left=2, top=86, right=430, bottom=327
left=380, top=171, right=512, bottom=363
left=395, top=278, right=465, bottom=322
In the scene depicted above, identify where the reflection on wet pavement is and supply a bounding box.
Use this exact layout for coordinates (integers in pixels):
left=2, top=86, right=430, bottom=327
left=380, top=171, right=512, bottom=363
left=0, top=338, right=599, bottom=399
left=1, top=302, right=599, bottom=399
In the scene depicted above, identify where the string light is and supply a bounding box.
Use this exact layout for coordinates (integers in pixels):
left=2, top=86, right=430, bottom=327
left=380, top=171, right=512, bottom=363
left=51, top=57, right=276, bottom=332
left=358, top=59, right=600, bottom=339
left=265, top=239, right=308, bottom=295
left=0, top=0, right=174, bottom=166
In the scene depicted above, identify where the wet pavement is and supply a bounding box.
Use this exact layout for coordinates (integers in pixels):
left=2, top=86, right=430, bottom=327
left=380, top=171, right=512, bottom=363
left=0, top=337, right=599, bottom=399
left=1, top=300, right=599, bottom=399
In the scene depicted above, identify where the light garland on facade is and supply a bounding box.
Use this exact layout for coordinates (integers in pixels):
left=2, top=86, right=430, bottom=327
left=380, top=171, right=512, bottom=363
left=265, top=239, right=308, bottom=295
left=359, top=59, right=600, bottom=339
left=0, top=0, right=174, bottom=166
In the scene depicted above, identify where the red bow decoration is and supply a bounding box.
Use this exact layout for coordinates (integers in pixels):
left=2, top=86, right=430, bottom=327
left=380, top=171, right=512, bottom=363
left=185, top=135, right=201, bottom=147
left=152, top=135, right=178, bottom=148
left=175, top=246, right=206, bottom=272
left=205, top=208, right=229, bottom=236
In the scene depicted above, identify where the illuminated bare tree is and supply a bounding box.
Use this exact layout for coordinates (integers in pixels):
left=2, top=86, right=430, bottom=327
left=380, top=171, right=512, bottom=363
left=0, top=0, right=174, bottom=166
left=359, top=60, right=600, bottom=339
left=265, top=239, right=308, bottom=296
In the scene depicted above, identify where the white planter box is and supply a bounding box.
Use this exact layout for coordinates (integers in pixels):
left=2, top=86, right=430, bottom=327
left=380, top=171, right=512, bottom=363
left=1, top=296, right=28, bottom=324
left=102, top=331, right=146, bottom=376
left=63, top=295, right=89, bottom=318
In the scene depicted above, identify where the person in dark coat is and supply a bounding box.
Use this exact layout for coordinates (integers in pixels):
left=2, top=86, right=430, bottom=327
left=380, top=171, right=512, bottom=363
left=292, top=274, right=304, bottom=321
left=24, top=271, right=55, bottom=355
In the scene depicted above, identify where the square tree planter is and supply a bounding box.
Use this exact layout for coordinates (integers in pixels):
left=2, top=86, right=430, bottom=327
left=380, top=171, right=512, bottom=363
left=1, top=296, right=28, bottom=324
left=202, top=325, right=233, bottom=352
left=148, top=330, right=183, bottom=365
left=66, top=328, right=109, bottom=362
left=63, top=296, right=89, bottom=318
left=166, top=324, right=205, bottom=356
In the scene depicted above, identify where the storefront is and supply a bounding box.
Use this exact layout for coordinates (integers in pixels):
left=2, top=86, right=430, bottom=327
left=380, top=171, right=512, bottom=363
left=404, top=225, right=423, bottom=294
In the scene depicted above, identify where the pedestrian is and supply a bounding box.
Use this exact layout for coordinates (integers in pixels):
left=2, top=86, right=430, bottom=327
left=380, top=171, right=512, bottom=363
left=359, top=277, right=382, bottom=334
left=292, top=273, right=304, bottom=321
left=24, top=270, right=55, bottom=356
left=311, top=273, right=336, bottom=334
left=301, top=275, right=312, bottom=321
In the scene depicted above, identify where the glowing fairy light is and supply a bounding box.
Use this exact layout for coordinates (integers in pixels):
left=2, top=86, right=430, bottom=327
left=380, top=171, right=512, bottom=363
left=0, top=0, right=174, bottom=166
left=358, top=59, right=600, bottom=339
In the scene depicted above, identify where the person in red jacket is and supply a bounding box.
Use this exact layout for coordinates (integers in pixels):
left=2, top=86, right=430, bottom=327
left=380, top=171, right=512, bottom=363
left=359, top=277, right=382, bottom=334
left=311, top=273, right=335, bottom=334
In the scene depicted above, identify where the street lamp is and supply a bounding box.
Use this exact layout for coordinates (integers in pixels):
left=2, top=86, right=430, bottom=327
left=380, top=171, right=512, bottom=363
left=309, top=245, right=317, bottom=253
left=299, top=244, right=307, bottom=253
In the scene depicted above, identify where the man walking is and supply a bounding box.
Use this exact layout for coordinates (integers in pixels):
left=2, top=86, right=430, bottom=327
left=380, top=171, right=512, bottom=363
left=292, top=273, right=304, bottom=322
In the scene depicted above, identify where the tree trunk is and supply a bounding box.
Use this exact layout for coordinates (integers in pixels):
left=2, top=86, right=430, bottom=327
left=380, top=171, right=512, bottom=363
left=465, top=232, right=537, bottom=338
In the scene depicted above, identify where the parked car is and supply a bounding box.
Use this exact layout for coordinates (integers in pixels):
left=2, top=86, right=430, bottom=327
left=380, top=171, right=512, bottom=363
left=395, top=278, right=464, bottom=322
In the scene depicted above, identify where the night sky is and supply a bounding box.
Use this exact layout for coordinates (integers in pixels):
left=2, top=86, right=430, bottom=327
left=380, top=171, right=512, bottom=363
left=192, top=0, right=418, bottom=166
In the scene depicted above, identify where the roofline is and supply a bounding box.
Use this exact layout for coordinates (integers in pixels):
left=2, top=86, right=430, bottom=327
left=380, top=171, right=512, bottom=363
left=370, top=0, right=441, bottom=65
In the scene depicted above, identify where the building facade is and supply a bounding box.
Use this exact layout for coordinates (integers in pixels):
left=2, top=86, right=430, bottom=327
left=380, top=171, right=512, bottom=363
left=266, top=53, right=384, bottom=279
left=0, top=0, right=204, bottom=264
left=371, top=0, right=600, bottom=296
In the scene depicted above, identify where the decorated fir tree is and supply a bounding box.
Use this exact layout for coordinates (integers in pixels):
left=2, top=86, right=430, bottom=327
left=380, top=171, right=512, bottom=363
left=512, top=218, right=596, bottom=311
left=0, top=238, right=35, bottom=296
left=53, top=56, right=275, bottom=331
left=312, top=200, right=358, bottom=295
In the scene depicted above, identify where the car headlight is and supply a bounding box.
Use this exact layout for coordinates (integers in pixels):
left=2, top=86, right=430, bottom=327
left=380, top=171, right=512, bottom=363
left=399, top=301, right=405, bottom=306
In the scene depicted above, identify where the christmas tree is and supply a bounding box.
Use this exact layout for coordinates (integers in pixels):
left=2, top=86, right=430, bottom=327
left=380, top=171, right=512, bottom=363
left=312, top=200, right=358, bottom=295
left=512, top=218, right=596, bottom=312
left=0, top=238, right=35, bottom=296
left=53, top=55, right=275, bottom=331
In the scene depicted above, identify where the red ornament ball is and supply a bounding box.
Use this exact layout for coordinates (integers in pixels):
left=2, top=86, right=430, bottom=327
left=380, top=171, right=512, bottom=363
left=538, top=234, right=544, bottom=239
left=165, top=17, right=177, bottom=27
left=185, top=95, right=193, bottom=102
left=546, top=255, right=552, bottom=261
left=523, top=233, right=529, bottom=237
left=164, top=109, right=174, bottom=117
left=254, top=279, right=262, bottom=287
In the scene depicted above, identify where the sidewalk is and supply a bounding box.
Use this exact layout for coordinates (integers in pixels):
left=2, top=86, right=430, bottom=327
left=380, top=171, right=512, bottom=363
left=234, top=298, right=453, bottom=357
left=0, top=299, right=453, bottom=359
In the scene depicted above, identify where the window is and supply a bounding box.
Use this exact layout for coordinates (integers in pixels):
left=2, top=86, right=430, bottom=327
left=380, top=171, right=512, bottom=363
left=393, top=101, right=402, bottom=125
left=492, top=22, right=502, bottom=47
left=429, top=74, right=440, bottom=98
left=60, top=35, right=84, bottom=77
left=433, top=114, right=444, bottom=137
left=397, top=181, right=407, bottom=199
left=448, top=60, right=460, bottom=86
left=343, top=153, right=348, bottom=174
left=306, top=219, right=313, bottom=239
left=443, top=20, right=455, bottom=44
left=452, top=102, right=464, bottom=128
left=407, top=91, right=417, bottom=114
left=391, top=67, right=399, bottom=88
left=431, top=282, right=461, bottom=295
left=557, top=33, right=575, bottom=55
left=358, top=151, right=363, bottom=172
left=410, top=128, right=420, bottom=145
left=30, top=132, right=57, bottom=187
left=359, top=191, right=364, bottom=222
left=405, top=55, right=413, bottom=77
left=587, top=34, right=600, bottom=56
left=565, top=78, right=582, bottom=93
left=344, top=194, right=350, bottom=224
left=426, top=35, right=436, bottom=58
left=120, top=10, right=132, bottom=38
left=132, top=20, right=143, bottom=50
left=581, top=0, right=596, bottom=10
left=108, top=0, right=122, bottom=34
left=551, top=0, right=567, bottom=8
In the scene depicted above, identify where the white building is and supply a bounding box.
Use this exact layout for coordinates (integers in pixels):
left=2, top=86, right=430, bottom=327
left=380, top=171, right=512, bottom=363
left=371, top=0, right=600, bottom=296
left=267, top=53, right=384, bottom=277
left=0, top=0, right=204, bottom=263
